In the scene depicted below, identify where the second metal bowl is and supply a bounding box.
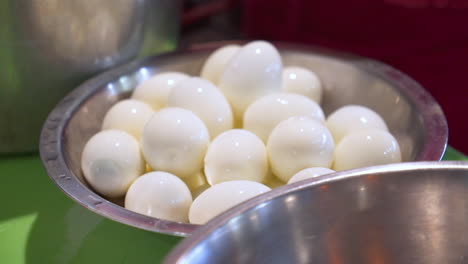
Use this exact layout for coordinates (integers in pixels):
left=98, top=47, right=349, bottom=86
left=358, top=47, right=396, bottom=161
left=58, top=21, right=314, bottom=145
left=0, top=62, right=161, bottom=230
left=165, top=162, right=468, bottom=263
left=39, top=41, right=448, bottom=236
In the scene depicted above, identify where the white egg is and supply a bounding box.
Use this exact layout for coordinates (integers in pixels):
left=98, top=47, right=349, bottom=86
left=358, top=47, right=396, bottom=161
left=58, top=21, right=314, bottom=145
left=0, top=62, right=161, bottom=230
left=267, top=116, right=335, bottom=182
left=282, top=66, right=323, bottom=104
left=132, top=72, right=188, bottom=110
left=189, top=180, right=271, bottom=224
left=101, top=99, right=154, bottom=140
left=141, top=107, right=210, bottom=178
left=288, top=167, right=335, bottom=184
left=200, top=45, right=241, bottom=85
left=81, top=130, right=145, bottom=197
left=333, top=129, right=402, bottom=171
left=168, top=77, right=233, bottom=138
left=125, top=171, right=192, bottom=222
left=219, top=41, right=282, bottom=120
left=243, top=93, right=325, bottom=142
left=204, top=129, right=268, bottom=185
left=326, top=105, right=388, bottom=144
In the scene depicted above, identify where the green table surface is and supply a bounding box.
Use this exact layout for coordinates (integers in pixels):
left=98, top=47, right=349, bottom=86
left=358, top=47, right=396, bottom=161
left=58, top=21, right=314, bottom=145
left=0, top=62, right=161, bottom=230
left=1, top=147, right=466, bottom=264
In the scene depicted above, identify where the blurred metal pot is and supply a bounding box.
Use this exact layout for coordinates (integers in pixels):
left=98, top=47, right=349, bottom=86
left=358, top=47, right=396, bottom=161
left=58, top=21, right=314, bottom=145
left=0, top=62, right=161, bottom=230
left=0, top=0, right=180, bottom=153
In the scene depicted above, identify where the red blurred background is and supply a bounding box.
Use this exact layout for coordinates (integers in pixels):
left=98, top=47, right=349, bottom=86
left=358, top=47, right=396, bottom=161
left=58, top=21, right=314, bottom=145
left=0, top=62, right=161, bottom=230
left=183, top=0, right=467, bottom=154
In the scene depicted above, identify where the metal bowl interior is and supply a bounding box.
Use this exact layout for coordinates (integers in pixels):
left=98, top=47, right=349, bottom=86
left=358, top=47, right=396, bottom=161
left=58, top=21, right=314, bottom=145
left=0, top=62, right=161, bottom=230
left=165, top=161, right=468, bottom=263
left=39, top=41, right=447, bottom=236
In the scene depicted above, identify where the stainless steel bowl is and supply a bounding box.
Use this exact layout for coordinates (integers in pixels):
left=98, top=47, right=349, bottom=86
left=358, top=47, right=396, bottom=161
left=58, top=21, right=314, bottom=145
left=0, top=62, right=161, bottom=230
left=0, top=0, right=179, bottom=153
left=39, top=41, right=448, bottom=236
left=165, top=161, right=468, bottom=263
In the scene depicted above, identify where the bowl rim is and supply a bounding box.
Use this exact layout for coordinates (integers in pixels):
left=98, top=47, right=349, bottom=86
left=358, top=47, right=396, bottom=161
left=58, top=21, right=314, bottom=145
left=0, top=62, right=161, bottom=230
left=164, top=161, right=468, bottom=263
left=39, top=41, right=448, bottom=237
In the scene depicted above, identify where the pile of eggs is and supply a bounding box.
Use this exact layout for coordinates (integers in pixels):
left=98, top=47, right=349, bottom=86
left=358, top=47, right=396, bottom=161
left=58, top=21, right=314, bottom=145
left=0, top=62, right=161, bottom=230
left=81, top=41, right=402, bottom=225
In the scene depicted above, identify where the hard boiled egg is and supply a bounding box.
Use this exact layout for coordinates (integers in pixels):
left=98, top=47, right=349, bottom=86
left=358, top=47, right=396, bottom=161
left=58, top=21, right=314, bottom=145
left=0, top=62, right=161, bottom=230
left=333, top=129, right=401, bottom=171
left=101, top=99, right=154, bottom=140
left=168, top=77, right=233, bottom=138
left=288, top=167, right=335, bottom=184
left=81, top=130, right=145, bottom=197
left=189, top=180, right=271, bottom=224
left=132, top=72, right=188, bottom=110
left=267, top=116, right=335, bottom=182
left=125, top=171, right=192, bottom=222
left=243, top=93, right=325, bottom=142
left=204, top=129, right=268, bottom=185
left=326, top=105, right=388, bottom=144
left=282, top=66, right=323, bottom=104
left=141, top=108, right=210, bottom=178
left=219, top=41, right=282, bottom=120
left=200, top=45, right=241, bottom=85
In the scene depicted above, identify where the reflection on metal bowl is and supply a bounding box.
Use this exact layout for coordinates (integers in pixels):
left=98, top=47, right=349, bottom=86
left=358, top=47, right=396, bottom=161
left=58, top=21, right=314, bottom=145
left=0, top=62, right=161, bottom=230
left=165, top=162, right=468, bottom=263
left=0, top=0, right=179, bottom=153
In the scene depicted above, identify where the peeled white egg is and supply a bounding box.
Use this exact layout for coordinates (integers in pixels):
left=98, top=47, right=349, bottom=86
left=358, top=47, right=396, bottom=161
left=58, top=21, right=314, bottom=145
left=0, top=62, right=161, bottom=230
left=200, top=45, right=241, bottom=85
left=141, top=107, right=210, bottom=178
left=333, top=129, right=402, bottom=171
left=326, top=105, right=388, bottom=144
left=189, top=180, right=271, bottom=224
left=81, top=130, right=145, bottom=197
left=168, top=77, right=233, bottom=138
left=125, top=171, right=192, bottom=222
left=101, top=99, right=154, bottom=140
left=132, top=72, right=188, bottom=110
left=204, top=129, right=268, bottom=185
left=267, top=116, right=335, bottom=182
left=288, top=167, right=335, bottom=184
left=282, top=66, right=323, bottom=104
left=219, top=41, right=282, bottom=120
left=243, top=93, right=325, bottom=142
